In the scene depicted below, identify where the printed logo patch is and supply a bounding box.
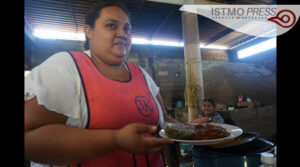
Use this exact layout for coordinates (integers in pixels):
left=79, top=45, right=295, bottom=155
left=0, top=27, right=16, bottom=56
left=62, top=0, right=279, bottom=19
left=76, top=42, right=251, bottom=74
left=135, top=96, right=154, bottom=117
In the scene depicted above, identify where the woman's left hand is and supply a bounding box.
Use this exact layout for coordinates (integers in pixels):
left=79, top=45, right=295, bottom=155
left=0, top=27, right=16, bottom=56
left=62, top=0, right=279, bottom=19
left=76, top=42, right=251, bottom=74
left=115, top=123, right=174, bottom=155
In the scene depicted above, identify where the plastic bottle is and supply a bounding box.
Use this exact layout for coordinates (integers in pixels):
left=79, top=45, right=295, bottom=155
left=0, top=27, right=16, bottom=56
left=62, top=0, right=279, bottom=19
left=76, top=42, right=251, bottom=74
left=238, top=95, right=243, bottom=102
left=259, top=152, right=276, bottom=167
left=246, top=97, right=252, bottom=102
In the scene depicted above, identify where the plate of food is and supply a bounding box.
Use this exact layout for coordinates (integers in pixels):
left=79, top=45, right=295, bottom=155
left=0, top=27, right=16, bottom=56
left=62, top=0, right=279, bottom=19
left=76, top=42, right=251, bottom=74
left=159, top=122, right=243, bottom=145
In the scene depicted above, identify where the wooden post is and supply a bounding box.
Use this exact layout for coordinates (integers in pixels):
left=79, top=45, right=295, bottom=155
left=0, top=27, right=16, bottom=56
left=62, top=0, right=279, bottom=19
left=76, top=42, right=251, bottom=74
left=182, top=0, right=205, bottom=122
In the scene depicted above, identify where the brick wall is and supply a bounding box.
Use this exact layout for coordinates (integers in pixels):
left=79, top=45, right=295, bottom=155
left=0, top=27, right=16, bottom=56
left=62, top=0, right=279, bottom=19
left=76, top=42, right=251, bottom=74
left=238, top=48, right=276, bottom=74
left=127, top=45, right=230, bottom=108
left=28, top=39, right=85, bottom=68
left=219, top=106, right=276, bottom=138
left=174, top=106, right=276, bottom=139
left=25, top=39, right=275, bottom=110
left=201, top=49, right=229, bottom=61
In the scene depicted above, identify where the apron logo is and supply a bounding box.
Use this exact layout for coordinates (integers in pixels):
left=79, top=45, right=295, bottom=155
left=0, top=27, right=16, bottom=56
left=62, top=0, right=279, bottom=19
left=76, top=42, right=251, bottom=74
left=135, top=96, right=154, bottom=117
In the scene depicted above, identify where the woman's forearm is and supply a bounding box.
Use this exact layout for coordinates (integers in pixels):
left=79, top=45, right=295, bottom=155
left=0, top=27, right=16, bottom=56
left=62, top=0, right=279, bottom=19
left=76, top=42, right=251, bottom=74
left=25, top=124, right=117, bottom=166
left=165, top=115, right=179, bottom=123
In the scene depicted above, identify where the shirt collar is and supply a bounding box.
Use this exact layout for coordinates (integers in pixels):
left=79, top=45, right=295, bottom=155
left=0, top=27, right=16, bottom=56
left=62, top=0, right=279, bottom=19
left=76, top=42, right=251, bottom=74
left=84, top=50, right=91, bottom=57
left=200, top=111, right=217, bottom=118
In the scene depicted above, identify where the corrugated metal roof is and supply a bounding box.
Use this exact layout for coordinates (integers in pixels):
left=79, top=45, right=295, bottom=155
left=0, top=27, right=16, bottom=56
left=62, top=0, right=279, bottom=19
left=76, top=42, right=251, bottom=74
left=25, top=0, right=275, bottom=49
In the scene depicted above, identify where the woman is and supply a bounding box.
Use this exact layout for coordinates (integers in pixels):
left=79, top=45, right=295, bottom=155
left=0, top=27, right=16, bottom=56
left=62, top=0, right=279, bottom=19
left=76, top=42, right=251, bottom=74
left=189, top=98, right=224, bottom=167
left=25, top=2, right=177, bottom=167
left=188, top=98, right=224, bottom=124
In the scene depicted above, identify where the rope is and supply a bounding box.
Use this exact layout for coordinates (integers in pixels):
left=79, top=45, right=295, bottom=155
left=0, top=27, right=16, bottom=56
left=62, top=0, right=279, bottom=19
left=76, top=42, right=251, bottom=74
left=184, top=59, right=201, bottom=108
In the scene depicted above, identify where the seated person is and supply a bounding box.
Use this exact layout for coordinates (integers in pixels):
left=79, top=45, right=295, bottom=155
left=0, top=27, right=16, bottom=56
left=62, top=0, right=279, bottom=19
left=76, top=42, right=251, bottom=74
left=188, top=98, right=224, bottom=124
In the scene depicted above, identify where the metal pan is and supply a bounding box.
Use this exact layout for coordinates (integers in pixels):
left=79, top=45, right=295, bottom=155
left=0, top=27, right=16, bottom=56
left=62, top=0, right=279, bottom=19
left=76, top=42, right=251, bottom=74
left=209, top=131, right=259, bottom=149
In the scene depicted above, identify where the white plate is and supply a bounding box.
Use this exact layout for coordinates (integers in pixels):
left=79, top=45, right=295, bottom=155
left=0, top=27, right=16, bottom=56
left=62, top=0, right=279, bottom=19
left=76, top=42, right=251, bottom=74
left=159, top=123, right=243, bottom=145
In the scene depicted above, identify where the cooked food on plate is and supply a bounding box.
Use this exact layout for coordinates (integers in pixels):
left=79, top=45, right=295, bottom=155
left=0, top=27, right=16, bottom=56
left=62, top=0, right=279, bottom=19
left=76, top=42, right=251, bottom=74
left=164, top=123, right=230, bottom=140
left=192, top=123, right=230, bottom=140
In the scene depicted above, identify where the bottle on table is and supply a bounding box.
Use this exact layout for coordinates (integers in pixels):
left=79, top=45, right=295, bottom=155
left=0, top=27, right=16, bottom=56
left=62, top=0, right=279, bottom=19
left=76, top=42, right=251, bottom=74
left=259, top=152, right=276, bottom=167
left=238, top=95, right=243, bottom=102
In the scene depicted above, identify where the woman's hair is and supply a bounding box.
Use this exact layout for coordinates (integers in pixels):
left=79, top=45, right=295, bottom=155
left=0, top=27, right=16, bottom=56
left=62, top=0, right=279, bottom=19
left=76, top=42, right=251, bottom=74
left=84, top=1, right=131, bottom=50
left=203, top=98, right=216, bottom=107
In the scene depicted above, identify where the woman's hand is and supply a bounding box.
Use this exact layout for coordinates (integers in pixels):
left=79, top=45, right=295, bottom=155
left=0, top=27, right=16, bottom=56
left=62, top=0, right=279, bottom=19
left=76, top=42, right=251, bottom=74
left=115, top=123, right=173, bottom=155
left=187, top=117, right=210, bottom=124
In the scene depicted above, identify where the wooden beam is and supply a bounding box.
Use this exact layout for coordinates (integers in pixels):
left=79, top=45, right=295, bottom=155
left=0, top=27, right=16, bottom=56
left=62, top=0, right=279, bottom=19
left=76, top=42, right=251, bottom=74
left=204, top=28, right=234, bottom=46
left=146, top=0, right=227, bottom=5
left=150, top=8, right=176, bottom=40
left=146, top=0, right=184, bottom=5
left=68, top=0, right=77, bottom=33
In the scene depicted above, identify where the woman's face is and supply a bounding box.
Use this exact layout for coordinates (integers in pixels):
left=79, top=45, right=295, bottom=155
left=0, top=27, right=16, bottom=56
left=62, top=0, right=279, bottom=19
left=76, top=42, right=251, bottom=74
left=85, top=6, right=132, bottom=66
left=203, top=101, right=215, bottom=116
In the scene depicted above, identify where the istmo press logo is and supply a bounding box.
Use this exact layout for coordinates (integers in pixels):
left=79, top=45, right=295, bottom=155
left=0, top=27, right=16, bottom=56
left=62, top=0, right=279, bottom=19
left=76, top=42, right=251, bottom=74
left=180, top=5, right=300, bottom=37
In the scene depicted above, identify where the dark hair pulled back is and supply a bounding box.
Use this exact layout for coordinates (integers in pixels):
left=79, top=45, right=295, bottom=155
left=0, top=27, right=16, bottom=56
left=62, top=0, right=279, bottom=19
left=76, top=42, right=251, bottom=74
left=84, top=1, right=131, bottom=50
left=203, top=98, right=216, bottom=107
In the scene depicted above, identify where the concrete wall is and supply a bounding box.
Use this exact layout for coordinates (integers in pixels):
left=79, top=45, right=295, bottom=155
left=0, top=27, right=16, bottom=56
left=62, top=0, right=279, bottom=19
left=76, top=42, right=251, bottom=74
left=233, top=38, right=277, bottom=74
left=218, top=106, right=276, bottom=138
left=238, top=48, right=276, bottom=75
left=128, top=45, right=230, bottom=108
left=203, top=62, right=276, bottom=106
left=175, top=106, right=276, bottom=139
left=25, top=38, right=276, bottom=109
left=26, top=39, right=230, bottom=108
left=26, top=38, right=85, bottom=68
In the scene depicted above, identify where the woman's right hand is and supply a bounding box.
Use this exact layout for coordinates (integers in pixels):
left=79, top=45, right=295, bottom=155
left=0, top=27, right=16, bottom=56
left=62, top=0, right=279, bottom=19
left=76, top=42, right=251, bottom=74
left=115, top=123, right=173, bottom=155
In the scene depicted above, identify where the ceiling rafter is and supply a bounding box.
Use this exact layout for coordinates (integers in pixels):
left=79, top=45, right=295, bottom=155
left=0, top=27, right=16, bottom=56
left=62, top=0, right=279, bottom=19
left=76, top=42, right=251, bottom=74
left=68, top=0, right=78, bottom=33
left=150, top=8, right=176, bottom=40
left=25, top=0, right=275, bottom=49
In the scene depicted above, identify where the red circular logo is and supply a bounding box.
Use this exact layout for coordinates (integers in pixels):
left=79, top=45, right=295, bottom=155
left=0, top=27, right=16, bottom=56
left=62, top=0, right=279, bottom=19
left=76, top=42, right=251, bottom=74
left=268, top=9, right=296, bottom=28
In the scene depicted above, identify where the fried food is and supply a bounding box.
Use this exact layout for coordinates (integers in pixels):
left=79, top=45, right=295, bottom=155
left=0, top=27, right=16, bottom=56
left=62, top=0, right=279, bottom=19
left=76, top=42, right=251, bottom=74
left=164, top=123, right=230, bottom=140
left=165, top=128, right=194, bottom=140
left=192, top=124, right=230, bottom=140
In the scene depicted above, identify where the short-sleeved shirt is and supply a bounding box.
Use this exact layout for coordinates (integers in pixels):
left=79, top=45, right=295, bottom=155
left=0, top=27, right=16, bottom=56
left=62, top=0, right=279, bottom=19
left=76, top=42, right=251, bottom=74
left=25, top=50, right=163, bottom=167
left=198, top=111, right=224, bottom=123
